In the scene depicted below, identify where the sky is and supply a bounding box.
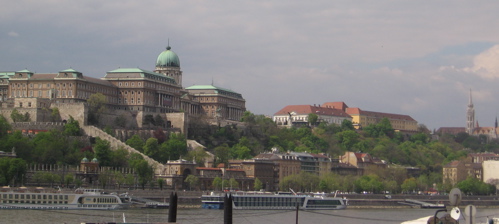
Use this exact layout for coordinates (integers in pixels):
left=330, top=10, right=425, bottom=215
left=2, top=1, right=499, bottom=130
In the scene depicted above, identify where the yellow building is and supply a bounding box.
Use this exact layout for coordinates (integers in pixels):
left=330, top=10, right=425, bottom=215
left=322, top=102, right=418, bottom=133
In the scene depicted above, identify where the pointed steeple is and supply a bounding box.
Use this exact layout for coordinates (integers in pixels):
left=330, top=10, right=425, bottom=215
left=495, top=116, right=498, bottom=138
left=466, top=89, right=476, bottom=135
left=468, top=89, right=473, bottom=107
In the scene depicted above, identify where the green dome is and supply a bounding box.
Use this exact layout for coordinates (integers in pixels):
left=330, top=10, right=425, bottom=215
left=81, top=157, right=89, bottom=162
left=156, top=46, right=180, bottom=67
left=91, top=158, right=98, bottom=163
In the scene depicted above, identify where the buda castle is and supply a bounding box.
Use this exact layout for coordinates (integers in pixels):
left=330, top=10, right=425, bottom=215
left=0, top=45, right=246, bottom=131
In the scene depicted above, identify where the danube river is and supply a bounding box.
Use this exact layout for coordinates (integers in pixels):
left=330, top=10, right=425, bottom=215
left=1, top=208, right=498, bottom=224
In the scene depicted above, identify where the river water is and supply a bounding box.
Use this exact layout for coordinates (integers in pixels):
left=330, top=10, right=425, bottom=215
left=1, top=208, right=498, bottom=224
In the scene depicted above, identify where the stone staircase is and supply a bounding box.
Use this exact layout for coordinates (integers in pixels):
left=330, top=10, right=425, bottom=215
left=81, top=125, right=165, bottom=175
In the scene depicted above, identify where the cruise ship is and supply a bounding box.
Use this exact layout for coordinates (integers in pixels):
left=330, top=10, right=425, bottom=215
left=0, top=187, right=130, bottom=210
left=202, top=191, right=347, bottom=210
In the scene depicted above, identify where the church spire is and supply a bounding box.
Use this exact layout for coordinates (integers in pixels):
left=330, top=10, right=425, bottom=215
left=466, top=89, right=475, bottom=135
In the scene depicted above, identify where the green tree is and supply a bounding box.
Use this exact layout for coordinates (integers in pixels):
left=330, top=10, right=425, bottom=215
left=94, top=137, right=112, bottom=166
left=401, top=177, right=418, bottom=193
left=114, top=114, right=127, bottom=128
left=103, top=126, right=114, bottom=137
left=143, top=138, right=160, bottom=161
left=228, top=178, right=239, bottom=190
left=214, top=144, right=230, bottom=167
left=32, top=130, right=66, bottom=164
left=109, top=148, right=130, bottom=167
left=133, top=160, right=153, bottom=190
left=457, top=177, right=495, bottom=195
left=254, top=178, right=263, bottom=191
left=337, top=130, right=360, bottom=150
left=0, top=158, right=27, bottom=186
left=155, top=114, right=165, bottom=127
left=184, top=147, right=209, bottom=167
left=50, top=107, right=61, bottom=122
left=64, top=174, right=74, bottom=188
left=143, top=114, right=155, bottom=126
left=126, top=135, right=145, bottom=152
left=75, top=179, right=83, bottom=188
left=87, top=92, right=107, bottom=125
left=114, top=171, right=125, bottom=189
left=185, top=174, right=199, bottom=190
left=0, top=115, right=12, bottom=138
left=157, top=178, right=165, bottom=190
left=125, top=173, right=135, bottom=189
left=63, top=116, right=81, bottom=136
left=99, top=170, right=113, bottom=189
left=161, top=133, right=187, bottom=162
left=308, top=113, right=319, bottom=125
left=341, top=119, right=355, bottom=131
left=11, top=109, right=30, bottom=122
left=213, top=177, right=223, bottom=191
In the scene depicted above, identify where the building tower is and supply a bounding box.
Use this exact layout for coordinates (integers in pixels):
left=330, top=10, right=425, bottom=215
left=155, top=45, right=183, bottom=86
left=466, top=89, right=475, bottom=134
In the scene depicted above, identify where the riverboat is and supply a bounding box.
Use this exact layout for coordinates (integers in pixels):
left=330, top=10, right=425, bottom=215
left=201, top=191, right=347, bottom=210
left=0, top=187, right=130, bottom=210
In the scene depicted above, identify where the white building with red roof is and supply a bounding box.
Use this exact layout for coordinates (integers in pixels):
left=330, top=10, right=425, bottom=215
left=273, top=104, right=352, bottom=126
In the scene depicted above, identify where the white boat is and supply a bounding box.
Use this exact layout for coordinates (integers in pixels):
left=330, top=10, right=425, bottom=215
left=202, top=191, right=347, bottom=210
left=0, top=187, right=130, bottom=210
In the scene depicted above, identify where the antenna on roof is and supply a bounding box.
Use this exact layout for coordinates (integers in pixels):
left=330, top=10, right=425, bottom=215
left=211, top=77, right=214, bottom=86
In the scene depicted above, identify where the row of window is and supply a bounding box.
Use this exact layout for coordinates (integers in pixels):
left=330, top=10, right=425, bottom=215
left=1, top=194, right=69, bottom=200
left=233, top=197, right=304, bottom=207
left=0, top=200, right=68, bottom=204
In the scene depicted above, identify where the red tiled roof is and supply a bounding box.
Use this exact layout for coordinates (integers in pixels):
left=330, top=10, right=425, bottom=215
left=355, top=153, right=368, bottom=160
left=322, top=102, right=348, bottom=111
left=345, top=107, right=361, bottom=115
left=27, top=73, right=58, bottom=80
left=444, top=160, right=461, bottom=168
left=196, top=167, right=221, bottom=171
left=436, top=127, right=466, bottom=135
left=274, top=105, right=351, bottom=118
left=310, top=153, right=329, bottom=158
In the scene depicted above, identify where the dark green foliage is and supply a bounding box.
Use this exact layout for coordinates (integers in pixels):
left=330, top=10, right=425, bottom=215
left=132, top=160, right=153, bottom=190
left=0, top=158, right=27, bottom=186
left=143, top=114, right=155, bottom=126
left=103, top=126, right=114, bottom=137
left=93, top=137, right=112, bottom=166
left=114, top=114, right=127, bottom=128
left=308, top=113, right=318, bottom=125
left=87, top=93, right=107, bottom=125
left=63, top=116, right=81, bottom=136
left=10, top=109, right=30, bottom=122
left=154, top=114, right=165, bottom=127
left=0, top=115, right=12, bottom=138
left=32, top=130, right=68, bottom=164
left=50, top=107, right=61, bottom=122
left=457, top=177, right=496, bottom=195
left=126, top=134, right=145, bottom=152
left=364, top=118, right=394, bottom=138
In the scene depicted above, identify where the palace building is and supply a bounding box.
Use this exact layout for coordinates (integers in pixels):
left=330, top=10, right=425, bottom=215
left=0, top=45, right=246, bottom=127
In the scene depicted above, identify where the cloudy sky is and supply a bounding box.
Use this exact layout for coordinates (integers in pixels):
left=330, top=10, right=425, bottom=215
left=2, top=1, right=499, bottom=130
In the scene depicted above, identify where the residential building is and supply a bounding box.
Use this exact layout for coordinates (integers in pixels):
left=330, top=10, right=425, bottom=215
left=442, top=160, right=467, bottom=186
